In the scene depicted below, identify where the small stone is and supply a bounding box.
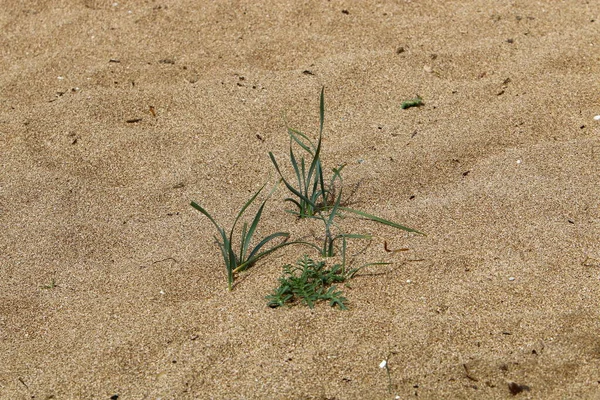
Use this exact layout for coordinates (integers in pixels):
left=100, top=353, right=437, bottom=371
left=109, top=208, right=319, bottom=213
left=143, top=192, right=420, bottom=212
left=509, top=277, right=515, bottom=281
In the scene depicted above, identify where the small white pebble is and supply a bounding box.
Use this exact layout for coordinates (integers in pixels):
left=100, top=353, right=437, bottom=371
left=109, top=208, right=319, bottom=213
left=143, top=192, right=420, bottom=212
left=379, top=360, right=387, bottom=369
left=57, top=76, right=64, bottom=80
left=594, top=115, right=600, bottom=121
left=516, top=159, right=522, bottom=164
left=160, top=289, right=165, bottom=294
left=395, top=396, right=401, bottom=400
left=508, top=277, right=515, bottom=281
left=406, top=279, right=412, bottom=284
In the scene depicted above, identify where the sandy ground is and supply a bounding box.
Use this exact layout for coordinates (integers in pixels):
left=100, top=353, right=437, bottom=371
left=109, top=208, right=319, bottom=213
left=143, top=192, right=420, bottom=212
left=2, top=1, right=600, bottom=399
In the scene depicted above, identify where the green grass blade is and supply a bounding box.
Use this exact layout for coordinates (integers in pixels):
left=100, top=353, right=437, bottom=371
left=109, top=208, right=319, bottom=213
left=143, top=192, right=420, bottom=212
left=289, top=146, right=305, bottom=198
left=242, top=200, right=267, bottom=261
left=319, top=86, right=324, bottom=136
left=284, top=198, right=303, bottom=210
left=338, top=206, right=426, bottom=235
left=299, top=156, right=308, bottom=200
left=234, top=233, right=291, bottom=273
left=326, top=187, right=343, bottom=228
left=190, top=201, right=222, bottom=232
left=270, top=152, right=315, bottom=209
left=246, top=231, right=290, bottom=261
left=239, top=222, right=248, bottom=263
left=339, top=233, right=372, bottom=240
left=214, top=235, right=230, bottom=268
left=230, top=183, right=266, bottom=243
left=329, top=164, right=346, bottom=193
left=191, top=201, right=237, bottom=288
left=289, top=128, right=316, bottom=154
left=347, top=262, right=391, bottom=279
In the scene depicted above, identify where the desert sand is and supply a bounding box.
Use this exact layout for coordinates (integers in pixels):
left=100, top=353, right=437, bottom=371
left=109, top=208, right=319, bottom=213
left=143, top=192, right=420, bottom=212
left=2, top=1, right=600, bottom=399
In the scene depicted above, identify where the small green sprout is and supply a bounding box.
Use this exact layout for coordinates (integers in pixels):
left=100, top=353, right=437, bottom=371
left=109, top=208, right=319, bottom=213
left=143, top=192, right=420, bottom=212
left=401, top=95, right=424, bottom=109
left=40, top=279, right=57, bottom=290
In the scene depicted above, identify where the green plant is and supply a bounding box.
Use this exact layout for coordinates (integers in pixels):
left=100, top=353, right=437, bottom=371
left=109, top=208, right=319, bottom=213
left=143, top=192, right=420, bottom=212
left=313, top=187, right=371, bottom=258
left=269, top=87, right=345, bottom=218
left=191, top=182, right=293, bottom=291
left=40, top=278, right=57, bottom=290
left=270, top=87, right=425, bottom=236
left=266, top=255, right=349, bottom=309
left=401, top=95, right=424, bottom=109
left=266, top=254, right=388, bottom=310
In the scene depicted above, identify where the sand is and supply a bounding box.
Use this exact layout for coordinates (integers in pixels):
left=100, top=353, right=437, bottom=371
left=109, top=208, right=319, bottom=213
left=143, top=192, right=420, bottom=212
left=1, top=1, right=600, bottom=399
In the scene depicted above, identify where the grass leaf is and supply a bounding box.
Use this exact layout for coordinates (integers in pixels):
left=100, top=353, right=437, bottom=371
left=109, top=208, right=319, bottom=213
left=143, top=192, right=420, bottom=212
left=338, top=206, right=426, bottom=235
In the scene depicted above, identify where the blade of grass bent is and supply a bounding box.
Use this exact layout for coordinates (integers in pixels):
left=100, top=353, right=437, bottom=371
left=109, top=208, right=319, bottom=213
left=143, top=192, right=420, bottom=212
left=347, top=262, right=392, bottom=279
left=289, top=128, right=316, bottom=155
left=190, top=201, right=221, bottom=232
left=241, top=200, right=267, bottom=262
left=191, top=201, right=234, bottom=272
left=234, top=232, right=290, bottom=273
left=338, top=206, right=426, bottom=235
left=230, top=183, right=266, bottom=243
left=246, top=231, right=290, bottom=261
left=270, top=152, right=313, bottom=205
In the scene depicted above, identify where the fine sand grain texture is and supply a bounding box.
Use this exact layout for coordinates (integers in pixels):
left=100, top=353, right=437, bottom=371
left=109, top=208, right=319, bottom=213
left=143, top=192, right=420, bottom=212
left=2, top=1, right=600, bottom=399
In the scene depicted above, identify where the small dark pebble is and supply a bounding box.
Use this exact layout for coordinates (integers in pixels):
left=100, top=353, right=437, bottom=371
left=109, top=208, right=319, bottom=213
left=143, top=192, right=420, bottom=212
left=508, top=382, right=530, bottom=395
left=110, top=395, right=119, bottom=400
left=302, top=70, right=314, bottom=75
left=341, top=9, right=349, bottom=14
left=126, top=118, right=143, bottom=123
left=158, top=59, right=175, bottom=64
left=109, top=59, right=120, bottom=63
left=506, top=38, right=514, bottom=43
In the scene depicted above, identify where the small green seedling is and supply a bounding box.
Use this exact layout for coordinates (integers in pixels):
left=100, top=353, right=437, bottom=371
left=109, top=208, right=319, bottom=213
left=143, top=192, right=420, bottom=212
left=191, top=183, right=293, bottom=291
left=266, top=255, right=349, bottom=309
left=401, top=95, right=424, bottom=109
left=40, top=279, right=57, bottom=290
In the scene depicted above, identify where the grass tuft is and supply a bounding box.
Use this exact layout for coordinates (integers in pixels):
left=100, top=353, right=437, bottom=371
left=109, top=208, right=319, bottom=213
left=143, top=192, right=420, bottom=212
left=191, top=182, right=293, bottom=291
left=269, top=87, right=345, bottom=218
